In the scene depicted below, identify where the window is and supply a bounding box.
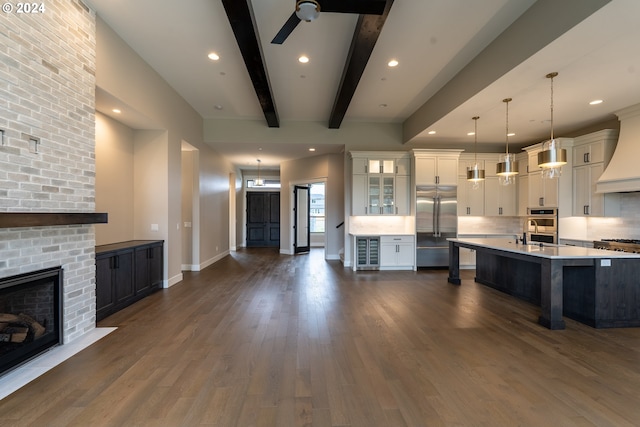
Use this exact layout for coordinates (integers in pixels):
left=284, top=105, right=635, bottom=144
left=309, top=182, right=325, bottom=233
left=246, top=179, right=280, bottom=188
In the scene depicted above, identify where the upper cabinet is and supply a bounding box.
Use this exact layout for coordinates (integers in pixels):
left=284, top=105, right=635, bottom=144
left=523, top=138, right=573, bottom=216
left=413, top=149, right=462, bottom=186
left=350, top=152, right=411, bottom=216
left=457, top=153, right=518, bottom=217
left=571, top=129, right=620, bottom=217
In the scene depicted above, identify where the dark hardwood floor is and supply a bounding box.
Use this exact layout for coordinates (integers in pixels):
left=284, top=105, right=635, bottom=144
left=2, top=248, right=640, bottom=426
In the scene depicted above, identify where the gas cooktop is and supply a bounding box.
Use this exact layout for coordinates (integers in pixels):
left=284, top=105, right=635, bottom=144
left=593, top=239, right=640, bottom=253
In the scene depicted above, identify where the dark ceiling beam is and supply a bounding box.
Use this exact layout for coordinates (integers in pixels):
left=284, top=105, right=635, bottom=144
left=402, top=0, right=611, bottom=143
left=328, top=0, right=394, bottom=129
left=221, top=0, right=279, bottom=128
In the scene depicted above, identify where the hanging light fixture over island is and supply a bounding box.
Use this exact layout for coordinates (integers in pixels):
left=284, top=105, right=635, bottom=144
left=466, top=116, right=485, bottom=189
left=496, top=97, right=518, bottom=185
left=538, top=72, right=567, bottom=178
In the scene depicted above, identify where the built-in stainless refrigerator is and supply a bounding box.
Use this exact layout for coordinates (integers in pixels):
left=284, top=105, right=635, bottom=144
left=416, top=185, right=457, bottom=267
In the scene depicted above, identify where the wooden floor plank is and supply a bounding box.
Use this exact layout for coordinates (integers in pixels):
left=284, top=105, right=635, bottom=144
left=2, top=248, right=640, bottom=426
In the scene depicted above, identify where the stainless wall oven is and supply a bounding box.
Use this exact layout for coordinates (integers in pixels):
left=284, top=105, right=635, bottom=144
left=526, top=208, right=558, bottom=244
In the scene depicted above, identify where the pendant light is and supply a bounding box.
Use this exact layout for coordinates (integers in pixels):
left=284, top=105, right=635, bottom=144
left=466, top=116, right=485, bottom=189
left=496, top=97, right=518, bottom=185
left=255, top=159, right=264, bottom=186
left=537, top=72, right=567, bottom=179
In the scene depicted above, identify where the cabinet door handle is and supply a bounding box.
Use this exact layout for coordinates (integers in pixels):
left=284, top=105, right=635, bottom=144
left=539, top=197, right=544, bottom=206
left=585, top=152, right=590, bottom=163
left=499, top=207, right=503, bottom=215
left=365, top=207, right=367, bottom=214
left=436, top=176, right=440, bottom=184
left=364, top=165, right=368, bottom=173
left=466, top=207, right=470, bottom=215
left=584, top=205, right=589, bottom=215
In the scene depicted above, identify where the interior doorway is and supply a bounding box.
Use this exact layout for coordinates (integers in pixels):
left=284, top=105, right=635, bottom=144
left=180, top=142, right=199, bottom=270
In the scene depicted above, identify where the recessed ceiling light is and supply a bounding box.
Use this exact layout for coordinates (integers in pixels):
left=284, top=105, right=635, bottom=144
left=589, top=99, right=603, bottom=105
left=388, top=59, right=399, bottom=67
left=428, top=130, right=436, bottom=135
left=309, top=148, right=316, bottom=152
left=298, top=55, right=309, bottom=63
left=214, top=105, right=223, bottom=110
left=467, top=132, right=475, bottom=136
left=208, top=52, right=220, bottom=61
left=507, top=133, right=515, bottom=137
left=112, top=109, right=121, bottom=114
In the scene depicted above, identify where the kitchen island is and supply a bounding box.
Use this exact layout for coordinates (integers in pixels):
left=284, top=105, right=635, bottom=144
left=448, top=238, right=640, bottom=329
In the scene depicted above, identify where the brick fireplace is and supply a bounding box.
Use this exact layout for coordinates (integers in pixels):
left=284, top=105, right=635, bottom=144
left=0, top=1, right=99, bottom=346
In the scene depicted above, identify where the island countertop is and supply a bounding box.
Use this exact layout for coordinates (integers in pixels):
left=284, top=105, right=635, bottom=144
left=447, top=237, right=640, bottom=259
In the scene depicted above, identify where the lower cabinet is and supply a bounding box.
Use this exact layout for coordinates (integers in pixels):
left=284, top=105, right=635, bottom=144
left=96, top=240, right=164, bottom=322
left=380, top=235, right=415, bottom=270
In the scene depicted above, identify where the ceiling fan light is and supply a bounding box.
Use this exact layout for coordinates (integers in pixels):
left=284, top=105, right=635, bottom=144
left=296, top=1, right=320, bottom=22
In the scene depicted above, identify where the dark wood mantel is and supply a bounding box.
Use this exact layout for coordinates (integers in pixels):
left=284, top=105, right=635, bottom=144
left=0, top=212, right=108, bottom=228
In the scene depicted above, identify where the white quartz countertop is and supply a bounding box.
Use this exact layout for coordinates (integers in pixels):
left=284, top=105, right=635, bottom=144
left=349, top=232, right=414, bottom=236
left=448, top=238, right=640, bottom=259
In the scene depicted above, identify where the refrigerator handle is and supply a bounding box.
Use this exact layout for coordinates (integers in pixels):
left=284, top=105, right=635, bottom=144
left=435, top=196, right=441, bottom=237
left=432, top=196, right=437, bottom=236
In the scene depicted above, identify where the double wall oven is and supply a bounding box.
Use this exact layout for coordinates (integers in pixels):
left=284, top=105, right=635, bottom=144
left=526, top=208, right=558, bottom=244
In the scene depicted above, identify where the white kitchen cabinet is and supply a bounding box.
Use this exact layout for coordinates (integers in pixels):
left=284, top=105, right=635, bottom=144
left=527, top=171, right=559, bottom=208
left=352, top=174, right=367, bottom=216
left=523, top=140, right=573, bottom=214
left=457, top=175, right=484, bottom=216
left=413, top=149, right=462, bottom=186
left=517, top=174, right=529, bottom=216
left=485, top=177, right=517, bottom=216
left=571, top=129, right=620, bottom=217
left=573, top=163, right=620, bottom=216
left=394, top=175, right=410, bottom=215
left=350, top=152, right=411, bottom=216
left=380, top=235, right=415, bottom=270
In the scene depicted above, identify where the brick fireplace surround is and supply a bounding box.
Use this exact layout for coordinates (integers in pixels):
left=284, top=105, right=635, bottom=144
left=0, top=0, right=103, bottom=384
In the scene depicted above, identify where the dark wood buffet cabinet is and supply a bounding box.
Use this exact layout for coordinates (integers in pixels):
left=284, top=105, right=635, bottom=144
left=95, top=240, right=164, bottom=322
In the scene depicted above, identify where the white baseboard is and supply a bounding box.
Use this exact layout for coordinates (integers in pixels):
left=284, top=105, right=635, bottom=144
left=181, top=251, right=230, bottom=272
left=280, top=248, right=293, bottom=255
left=325, top=254, right=340, bottom=260
left=166, top=273, right=183, bottom=288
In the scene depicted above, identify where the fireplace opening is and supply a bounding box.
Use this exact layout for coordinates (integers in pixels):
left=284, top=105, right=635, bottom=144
left=0, top=267, right=63, bottom=376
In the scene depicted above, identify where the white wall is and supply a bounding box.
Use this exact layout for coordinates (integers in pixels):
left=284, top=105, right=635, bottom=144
left=95, top=17, right=236, bottom=285
left=95, top=112, right=134, bottom=245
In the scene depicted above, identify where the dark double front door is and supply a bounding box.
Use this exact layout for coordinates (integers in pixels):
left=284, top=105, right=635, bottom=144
left=246, top=192, right=280, bottom=247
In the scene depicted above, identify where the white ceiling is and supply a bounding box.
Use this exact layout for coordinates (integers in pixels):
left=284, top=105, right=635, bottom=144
left=88, top=0, right=640, bottom=168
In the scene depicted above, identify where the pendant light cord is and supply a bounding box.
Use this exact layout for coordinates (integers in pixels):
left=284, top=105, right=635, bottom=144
left=473, top=116, right=479, bottom=164
left=546, top=72, right=558, bottom=143
left=503, top=98, right=511, bottom=155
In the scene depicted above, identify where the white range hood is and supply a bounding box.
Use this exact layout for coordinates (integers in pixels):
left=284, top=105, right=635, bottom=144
left=597, top=103, right=640, bottom=193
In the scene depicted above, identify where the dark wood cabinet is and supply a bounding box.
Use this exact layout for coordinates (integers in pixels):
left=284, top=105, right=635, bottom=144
left=96, top=240, right=163, bottom=322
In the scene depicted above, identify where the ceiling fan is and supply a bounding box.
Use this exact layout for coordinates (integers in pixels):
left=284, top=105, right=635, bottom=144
left=271, top=0, right=387, bottom=44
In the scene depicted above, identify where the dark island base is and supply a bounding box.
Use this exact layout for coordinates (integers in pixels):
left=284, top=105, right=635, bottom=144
left=475, top=251, right=640, bottom=329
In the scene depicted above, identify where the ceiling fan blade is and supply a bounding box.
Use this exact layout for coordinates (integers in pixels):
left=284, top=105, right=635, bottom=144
left=320, top=0, right=386, bottom=15
left=271, top=12, right=301, bottom=44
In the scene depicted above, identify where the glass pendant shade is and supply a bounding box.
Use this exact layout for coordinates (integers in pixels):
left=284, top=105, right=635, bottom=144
left=497, top=153, right=519, bottom=185
left=296, top=1, right=320, bottom=21
left=538, top=72, right=566, bottom=177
